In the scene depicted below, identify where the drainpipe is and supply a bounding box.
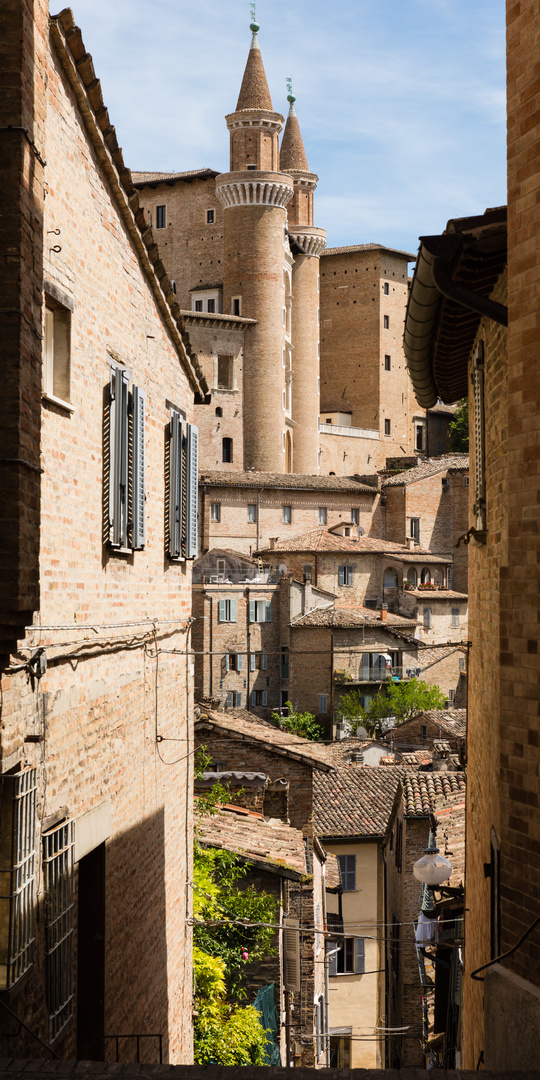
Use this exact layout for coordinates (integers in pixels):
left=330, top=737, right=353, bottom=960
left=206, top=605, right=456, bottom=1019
left=246, top=587, right=251, bottom=706
left=208, top=594, right=213, bottom=697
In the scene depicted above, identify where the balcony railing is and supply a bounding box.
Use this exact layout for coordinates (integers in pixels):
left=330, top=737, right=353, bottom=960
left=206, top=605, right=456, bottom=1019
left=334, top=667, right=411, bottom=684
left=193, top=568, right=278, bottom=585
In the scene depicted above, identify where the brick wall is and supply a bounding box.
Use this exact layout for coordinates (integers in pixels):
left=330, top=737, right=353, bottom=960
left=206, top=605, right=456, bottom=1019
left=188, top=319, right=246, bottom=471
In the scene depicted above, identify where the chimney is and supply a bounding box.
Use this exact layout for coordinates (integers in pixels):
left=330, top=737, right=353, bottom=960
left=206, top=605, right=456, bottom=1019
left=380, top=602, right=388, bottom=622
left=269, top=537, right=277, bottom=550
left=409, top=538, right=415, bottom=551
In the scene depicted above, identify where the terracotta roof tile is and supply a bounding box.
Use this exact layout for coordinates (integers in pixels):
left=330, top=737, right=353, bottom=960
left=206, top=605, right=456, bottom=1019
left=235, top=34, right=274, bottom=111
left=195, top=708, right=335, bottom=770
left=324, top=851, right=341, bottom=890
left=403, top=772, right=466, bottom=817
left=314, top=765, right=402, bottom=837
left=196, top=804, right=307, bottom=876
left=382, top=454, right=469, bottom=487
left=280, top=105, right=309, bottom=173
left=322, top=243, right=416, bottom=260
left=258, top=526, right=450, bottom=561
left=133, top=169, right=218, bottom=186
left=199, top=470, right=377, bottom=494
left=292, top=604, right=416, bottom=631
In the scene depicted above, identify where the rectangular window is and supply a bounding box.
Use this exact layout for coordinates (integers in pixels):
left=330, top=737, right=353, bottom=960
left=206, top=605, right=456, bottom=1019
left=194, top=300, right=203, bottom=311
left=281, top=649, right=289, bottom=680
left=211, top=503, right=221, bottom=522
left=249, top=599, right=272, bottom=623
left=218, top=598, right=237, bottom=623
left=465, top=476, right=469, bottom=487
left=44, top=304, right=71, bottom=404
left=222, top=437, right=233, bottom=463
left=415, top=424, right=424, bottom=451
left=43, top=820, right=75, bottom=1043
left=337, top=853, right=356, bottom=891
left=226, top=653, right=243, bottom=672
left=168, top=411, right=198, bottom=559
left=384, top=418, right=391, bottom=436
left=207, top=298, right=215, bottom=314
left=108, top=368, right=146, bottom=550
left=318, top=507, right=327, bottom=525
left=251, top=690, right=268, bottom=706
left=384, top=354, right=391, bottom=371
left=451, top=608, right=460, bottom=628
left=232, top=297, right=241, bottom=317
left=226, top=691, right=242, bottom=708
left=448, top=689, right=456, bottom=703
left=383, top=315, right=389, bottom=328
left=395, top=821, right=403, bottom=872
left=206, top=209, right=215, bottom=224
left=250, top=652, right=268, bottom=670
left=247, top=504, right=256, bottom=523
left=459, top=656, right=466, bottom=671
left=283, top=505, right=292, bottom=524
left=319, top=694, right=328, bottom=714
left=330, top=937, right=365, bottom=975
left=423, top=607, right=432, bottom=629
left=410, top=517, right=420, bottom=542
left=217, top=355, right=233, bottom=390
left=351, top=508, right=359, bottom=525
left=0, top=767, right=38, bottom=990
left=338, top=565, right=353, bottom=586
left=155, top=205, right=166, bottom=229
left=383, top=282, right=389, bottom=295
left=421, top=724, right=427, bottom=740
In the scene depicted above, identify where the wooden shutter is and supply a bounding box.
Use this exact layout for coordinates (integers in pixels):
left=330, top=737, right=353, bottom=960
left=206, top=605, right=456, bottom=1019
left=262, top=691, right=267, bottom=706
left=355, top=937, right=365, bottom=974
left=186, top=423, right=198, bottom=558
left=236, top=653, right=243, bottom=672
left=262, top=653, right=267, bottom=670
left=169, top=410, right=183, bottom=557
left=265, top=600, right=272, bottom=622
left=250, top=653, right=256, bottom=671
left=249, top=600, right=255, bottom=623
left=283, top=917, right=300, bottom=992
left=230, top=598, right=237, bottom=622
left=328, top=943, right=338, bottom=977
left=225, top=653, right=230, bottom=672
left=131, top=385, right=145, bottom=548
left=338, top=565, right=345, bottom=586
left=218, top=599, right=226, bottom=623
left=109, top=367, right=129, bottom=547
left=251, top=691, right=256, bottom=706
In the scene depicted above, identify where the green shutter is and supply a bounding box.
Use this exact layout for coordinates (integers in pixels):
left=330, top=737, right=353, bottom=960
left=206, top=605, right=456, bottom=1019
left=230, top=598, right=237, bottom=622
left=250, top=653, right=256, bottom=671
left=355, top=937, right=365, bottom=974
left=338, top=565, right=345, bottom=586
left=237, top=653, right=243, bottom=672
left=265, top=600, right=272, bottom=622
left=249, top=600, right=255, bottom=623
left=218, top=599, right=225, bottom=622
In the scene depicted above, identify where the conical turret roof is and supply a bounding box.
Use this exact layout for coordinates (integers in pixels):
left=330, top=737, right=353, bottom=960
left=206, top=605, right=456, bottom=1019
left=280, top=98, right=309, bottom=172
left=236, top=27, right=274, bottom=111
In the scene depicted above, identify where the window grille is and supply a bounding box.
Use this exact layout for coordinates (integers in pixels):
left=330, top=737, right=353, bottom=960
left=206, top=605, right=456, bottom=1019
left=43, top=819, right=74, bottom=1043
left=0, top=767, right=38, bottom=990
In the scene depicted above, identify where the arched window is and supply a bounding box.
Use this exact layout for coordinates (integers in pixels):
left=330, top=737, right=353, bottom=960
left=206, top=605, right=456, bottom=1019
left=423, top=607, right=432, bottom=629
left=407, top=567, right=418, bottom=586
left=421, top=567, right=431, bottom=584
left=285, top=430, right=292, bottom=474
left=222, top=437, right=233, bottom=463
left=383, top=567, right=398, bottom=588
left=215, top=406, right=223, bottom=417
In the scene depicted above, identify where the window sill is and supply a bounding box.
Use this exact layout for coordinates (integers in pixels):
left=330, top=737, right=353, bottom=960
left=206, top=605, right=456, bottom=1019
left=212, top=387, right=238, bottom=394
left=42, top=392, right=75, bottom=413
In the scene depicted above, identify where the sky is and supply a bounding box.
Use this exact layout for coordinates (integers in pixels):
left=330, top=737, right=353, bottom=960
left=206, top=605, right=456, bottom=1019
left=62, top=0, right=507, bottom=257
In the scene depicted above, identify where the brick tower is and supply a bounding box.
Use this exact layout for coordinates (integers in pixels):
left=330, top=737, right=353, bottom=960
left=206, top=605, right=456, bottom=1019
left=216, top=20, right=295, bottom=472
left=280, top=92, right=326, bottom=472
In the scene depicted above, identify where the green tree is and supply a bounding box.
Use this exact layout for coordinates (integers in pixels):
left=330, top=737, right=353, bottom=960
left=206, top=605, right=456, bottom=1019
left=338, top=679, right=447, bottom=736
left=448, top=399, right=469, bottom=453
left=272, top=700, right=323, bottom=741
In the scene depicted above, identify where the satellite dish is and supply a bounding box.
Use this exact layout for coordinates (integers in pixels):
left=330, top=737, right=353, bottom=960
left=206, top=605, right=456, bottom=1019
left=279, top=563, right=288, bottom=576
left=357, top=525, right=365, bottom=536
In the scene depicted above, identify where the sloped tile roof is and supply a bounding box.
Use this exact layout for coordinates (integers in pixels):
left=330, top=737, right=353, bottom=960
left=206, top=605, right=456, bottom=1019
left=195, top=708, right=335, bottom=771
left=235, top=33, right=274, bottom=111
left=196, top=803, right=307, bottom=877
left=403, top=772, right=466, bottom=817
left=258, top=527, right=449, bottom=560
left=313, top=765, right=402, bottom=837
left=292, top=603, right=416, bottom=630
left=322, top=243, right=415, bottom=260
left=280, top=106, right=309, bottom=173
left=382, top=454, right=469, bottom=487
left=386, top=709, right=467, bottom=741
left=199, top=470, right=377, bottom=494
left=407, top=589, right=468, bottom=600
left=133, top=168, right=219, bottom=185
left=324, top=851, right=342, bottom=890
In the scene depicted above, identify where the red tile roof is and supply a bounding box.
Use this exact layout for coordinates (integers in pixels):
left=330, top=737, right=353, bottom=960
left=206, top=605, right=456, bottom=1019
left=314, top=765, right=402, bottom=837
left=258, top=527, right=450, bottom=561
left=196, top=803, right=307, bottom=877
left=382, top=454, right=469, bottom=487
left=195, top=708, right=335, bottom=770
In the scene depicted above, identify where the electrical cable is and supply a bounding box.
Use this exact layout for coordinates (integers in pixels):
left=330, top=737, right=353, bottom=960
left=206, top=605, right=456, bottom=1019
left=470, top=911, right=540, bottom=981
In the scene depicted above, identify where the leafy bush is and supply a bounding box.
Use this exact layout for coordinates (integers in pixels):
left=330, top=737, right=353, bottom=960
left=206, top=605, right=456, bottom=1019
left=272, top=701, right=323, bottom=741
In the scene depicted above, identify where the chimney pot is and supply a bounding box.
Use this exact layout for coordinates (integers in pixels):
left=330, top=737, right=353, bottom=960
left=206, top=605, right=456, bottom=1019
left=381, top=602, right=388, bottom=622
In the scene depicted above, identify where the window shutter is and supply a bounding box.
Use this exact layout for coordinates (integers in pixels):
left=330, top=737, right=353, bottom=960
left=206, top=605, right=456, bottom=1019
left=186, top=423, right=199, bottom=558
left=109, top=367, right=129, bottom=547
left=262, top=691, right=267, bottom=706
left=347, top=568, right=353, bottom=586
left=338, top=565, right=345, bottom=586
left=262, top=653, right=267, bottom=670
left=283, top=918, right=300, bottom=992
left=44, top=308, right=54, bottom=395
left=218, top=599, right=226, bottom=623
left=362, top=653, right=370, bottom=680
left=236, top=653, right=243, bottom=672
left=355, top=937, right=365, bottom=974
left=328, top=943, right=338, bottom=977
left=230, top=598, right=237, bottom=622
left=265, top=600, right=272, bottom=622
left=131, top=385, right=145, bottom=548
left=251, top=691, right=256, bottom=706
left=225, top=653, right=230, bottom=672
left=249, top=600, right=255, bottom=623
left=169, top=410, right=183, bottom=557
left=472, top=340, right=486, bottom=536
left=250, top=653, right=256, bottom=671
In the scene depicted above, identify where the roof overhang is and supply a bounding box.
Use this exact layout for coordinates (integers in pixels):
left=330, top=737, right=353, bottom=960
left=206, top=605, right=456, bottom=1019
left=404, top=207, right=507, bottom=408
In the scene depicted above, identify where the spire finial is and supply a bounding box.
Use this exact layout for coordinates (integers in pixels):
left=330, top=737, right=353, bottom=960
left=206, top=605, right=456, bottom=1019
left=249, top=2, right=259, bottom=33
left=286, top=77, right=295, bottom=105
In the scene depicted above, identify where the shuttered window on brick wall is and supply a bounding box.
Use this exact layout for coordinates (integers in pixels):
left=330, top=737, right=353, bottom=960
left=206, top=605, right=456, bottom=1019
left=108, top=367, right=145, bottom=551
left=0, top=766, right=38, bottom=991
left=168, top=410, right=198, bottom=559
left=218, top=599, right=237, bottom=623
left=249, top=600, right=271, bottom=623
left=283, top=918, right=300, bottom=991
left=43, top=820, right=74, bottom=1044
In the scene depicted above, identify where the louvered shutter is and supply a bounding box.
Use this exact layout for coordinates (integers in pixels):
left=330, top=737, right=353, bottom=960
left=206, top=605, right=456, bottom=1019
left=251, top=691, right=256, bottom=706
left=262, top=653, right=267, bottom=670
left=362, top=653, right=370, bottom=680
left=218, top=599, right=226, bottom=623
left=132, top=385, right=145, bottom=548
left=250, top=653, right=256, bottom=671
left=265, top=600, right=272, bottom=622
left=186, top=423, right=199, bottom=558
left=328, top=943, right=338, bottom=977
left=236, top=654, right=243, bottom=672
left=262, top=691, right=267, bottom=706
left=225, top=653, right=230, bottom=672
left=355, top=937, right=365, bottom=974
left=472, top=341, right=486, bottom=536
left=169, top=410, right=183, bottom=557
left=109, top=367, right=129, bottom=547
left=338, top=565, right=345, bottom=586
left=230, top=598, right=237, bottom=622
left=249, top=600, right=255, bottom=623
left=283, top=918, right=300, bottom=992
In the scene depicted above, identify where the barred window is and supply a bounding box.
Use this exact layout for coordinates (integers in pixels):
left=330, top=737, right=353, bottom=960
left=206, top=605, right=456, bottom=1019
left=43, top=820, right=75, bottom=1043
left=0, top=767, right=38, bottom=990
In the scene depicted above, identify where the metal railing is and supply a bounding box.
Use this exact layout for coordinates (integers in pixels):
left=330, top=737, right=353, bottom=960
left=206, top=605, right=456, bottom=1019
left=105, top=1034, right=163, bottom=1064
left=193, top=569, right=278, bottom=585
left=333, top=667, right=411, bottom=684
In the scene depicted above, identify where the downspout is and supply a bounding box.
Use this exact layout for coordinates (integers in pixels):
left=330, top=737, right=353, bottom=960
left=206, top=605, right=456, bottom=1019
left=246, top=587, right=251, bottom=706
left=208, top=594, right=213, bottom=697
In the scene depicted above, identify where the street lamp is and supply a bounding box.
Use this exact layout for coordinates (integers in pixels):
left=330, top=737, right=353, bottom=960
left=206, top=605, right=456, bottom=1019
left=413, top=830, right=452, bottom=886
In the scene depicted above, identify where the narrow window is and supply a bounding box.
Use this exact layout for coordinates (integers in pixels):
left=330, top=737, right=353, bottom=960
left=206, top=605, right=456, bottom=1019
left=281, top=649, right=289, bottom=680
left=109, top=368, right=146, bottom=550
left=43, top=819, right=75, bottom=1043
left=337, top=853, right=356, bottom=891
left=351, top=508, right=359, bottom=525
left=459, top=656, right=466, bottom=671
left=410, top=517, right=420, bottom=543
left=206, top=209, right=215, bottom=224
left=465, top=476, right=470, bottom=487
left=395, top=821, right=403, bottom=872
left=222, top=437, right=233, bottom=463
left=319, top=694, right=327, bottom=714
left=168, top=411, right=198, bottom=559
left=283, top=505, right=292, bottom=524
left=0, top=767, right=37, bottom=990
left=383, top=315, right=389, bottom=328
left=232, top=297, right=241, bottom=317
left=195, top=300, right=203, bottom=312
left=420, top=724, right=427, bottom=740
left=415, top=424, right=424, bottom=451
left=318, top=507, right=327, bottom=525
left=44, top=303, right=71, bottom=404
left=155, top=205, right=166, bottom=229
left=215, top=406, right=223, bottom=417
left=207, top=298, right=215, bottom=314
left=211, top=503, right=221, bottom=522
left=384, top=354, right=391, bottom=371
left=452, top=608, right=460, bottom=628
left=217, top=355, right=233, bottom=389
left=423, top=607, right=432, bottom=629
left=247, top=503, right=256, bottom=523
left=383, top=282, right=389, bottom=295
left=218, top=598, right=237, bottom=623
left=384, top=418, right=391, bottom=436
